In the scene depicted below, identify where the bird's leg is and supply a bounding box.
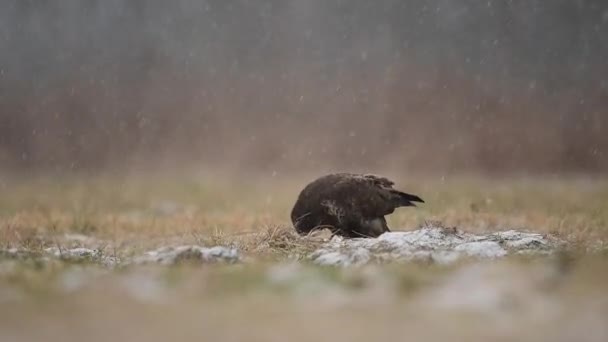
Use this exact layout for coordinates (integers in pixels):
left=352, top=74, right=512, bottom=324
left=380, top=217, right=391, bottom=233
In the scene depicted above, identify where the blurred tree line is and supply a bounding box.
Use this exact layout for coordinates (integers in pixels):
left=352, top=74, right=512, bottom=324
left=1, top=0, right=606, bottom=175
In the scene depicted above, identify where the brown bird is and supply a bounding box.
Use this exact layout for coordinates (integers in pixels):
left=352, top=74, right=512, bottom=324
left=291, top=173, right=424, bottom=238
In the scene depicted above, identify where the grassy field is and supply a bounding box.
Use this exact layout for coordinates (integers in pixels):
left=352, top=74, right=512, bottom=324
left=1, top=173, right=607, bottom=341
left=2, top=173, right=607, bottom=248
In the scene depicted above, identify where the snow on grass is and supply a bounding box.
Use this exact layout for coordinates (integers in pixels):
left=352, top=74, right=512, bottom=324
left=132, top=245, right=239, bottom=266
left=310, top=224, right=563, bottom=266
left=44, top=247, right=120, bottom=266
left=0, top=223, right=565, bottom=268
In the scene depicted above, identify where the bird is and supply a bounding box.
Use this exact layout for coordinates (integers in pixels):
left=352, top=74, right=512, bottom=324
left=290, top=173, right=424, bottom=238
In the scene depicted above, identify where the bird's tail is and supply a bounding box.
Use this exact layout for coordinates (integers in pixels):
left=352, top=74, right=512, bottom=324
left=393, top=191, right=424, bottom=207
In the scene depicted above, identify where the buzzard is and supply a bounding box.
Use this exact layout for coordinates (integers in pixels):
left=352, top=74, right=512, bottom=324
left=290, top=173, right=424, bottom=238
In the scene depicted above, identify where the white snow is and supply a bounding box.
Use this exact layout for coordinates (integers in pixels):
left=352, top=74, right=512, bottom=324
left=1, top=243, right=238, bottom=267
left=132, top=245, right=239, bottom=265
left=44, top=247, right=120, bottom=267
left=309, top=224, right=562, bottom=266
left=0, top=225, right=564, bottom=268
left=313, top=248, right=372, bottom=267
left=453, top=241, right=507, bottom=258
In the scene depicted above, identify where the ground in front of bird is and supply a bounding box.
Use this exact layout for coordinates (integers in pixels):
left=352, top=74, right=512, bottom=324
left=1, top=173, right=607, bottom=341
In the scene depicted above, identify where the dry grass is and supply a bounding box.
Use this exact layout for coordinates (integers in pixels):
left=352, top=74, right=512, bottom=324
left=1, top=174, right=607, bottom=253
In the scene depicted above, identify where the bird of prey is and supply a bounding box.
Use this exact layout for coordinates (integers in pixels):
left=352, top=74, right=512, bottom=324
left=290, top=173, right=424, bottom=238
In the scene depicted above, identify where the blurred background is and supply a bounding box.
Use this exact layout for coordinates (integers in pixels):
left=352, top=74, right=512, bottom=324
left=1, top=0, right=607, bottom=177
left=1, top=4, right=608, bottom=341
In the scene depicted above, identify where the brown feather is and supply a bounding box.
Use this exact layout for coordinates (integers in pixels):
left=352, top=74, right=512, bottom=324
left=291, top=173, right=424, bottom=238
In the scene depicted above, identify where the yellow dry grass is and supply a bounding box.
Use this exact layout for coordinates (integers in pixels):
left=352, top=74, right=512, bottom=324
left=1, top=173, right=607, bottom=252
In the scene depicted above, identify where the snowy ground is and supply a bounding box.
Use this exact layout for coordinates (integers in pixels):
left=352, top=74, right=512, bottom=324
left=0, top=224, right=564, bottom=267
left=311, top=224, right=563, bottom=266
left=1, top=227, right=607, bottom=342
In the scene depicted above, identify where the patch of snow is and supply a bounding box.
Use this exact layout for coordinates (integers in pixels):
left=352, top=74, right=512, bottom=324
left=429, top=251, right=461, bottom=264
left=133, top=245, right=239, bottom=265
left=453, top=241, right=507, bottom=258
left=309, top=224, right=562, bottom=266
left=45, top=246, right=96, bottom=258
left=43, top=247, right=120, bottom=267
left=488, top=230, right=556, bottom=251
left=2, top=244, right=238, bottom=267
left=312, top=247, right=371, bottom=267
